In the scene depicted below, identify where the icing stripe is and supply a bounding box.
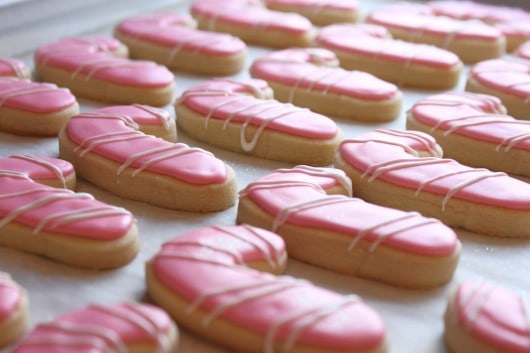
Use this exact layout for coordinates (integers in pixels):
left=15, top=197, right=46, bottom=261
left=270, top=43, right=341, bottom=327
left=10, top=155, right=68, bottom=189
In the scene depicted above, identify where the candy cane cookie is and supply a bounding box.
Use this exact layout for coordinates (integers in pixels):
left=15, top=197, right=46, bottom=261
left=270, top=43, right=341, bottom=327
left=444, top=281, right=530, bottom=353
left=366, top=4, right=506, bottom=63
left=0, top=155, right=139, bottom=269
left=12, top=302, right=178, bottom=353
left=34, top=36, right=175, bottom=106
left=175, top=78, right=342, bottom=166
left=237, top=165, right=460, bottom=288
left=250, top=48, right=402, bottom=122
left=114, top=12, right=247, bottom=76
left=146, top=224, right=388, bottom=353
left=406, top=92, right=530, bottom=178
left=59, top=105, right=237, bottom=212
left=466, top=59, right=530, bottom=120
left=0, top=272, right=27, bottom=348
left=263, top=0, right=359, bottom=26
left=191, top=0, right=315, bottom=48
left=0, top=58, right=31, bottom=79
left=0, top=77, right=79, bottom=136
left=335, top=129, right=530, bottom=238
left=315, top=24, right=463, bottom=90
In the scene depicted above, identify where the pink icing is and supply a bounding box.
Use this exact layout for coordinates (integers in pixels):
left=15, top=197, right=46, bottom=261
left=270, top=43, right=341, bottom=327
left=410, top=92, right=530, bottom=151
left=495, top=20, right=530, bottom=41
left=367, top=6, right=503, bottom=41
left=116, top=12, right=247, bottom=56
left=316, top=24, right=461, bottom=69
left=1, top=155, right=75, bottom=187
left=35, top=37, right=174, bottom=88
left=265, top=0, right=359, bottom=12
left=92, top=105, right=172, bottom=128
left=516, top=41, right=530, bottom=60
left=65, top=107, right=228, bottom=184
left=13, top=302, right=173, bottom=353
left=179, top=79, right=338, bottom=140
left=0, top=58, right=27, bottom=78
left=454, top=281, right=530, bottom=353
left=191, top=0, right=313, bottom=35
left=241, top=166, right=457, bottom=256
left=0, top=273, right=21, bottom=321
left=0, top=78, right=77, bottom=114
left=339, top=129, right=530, bottom=210
left=469, top=59, right=530, bottom=100
left=428, top=0, right=530, bottom=24
left=152, top=224, right=386, bottom=352
left=250, top=48, right=400, bottom=101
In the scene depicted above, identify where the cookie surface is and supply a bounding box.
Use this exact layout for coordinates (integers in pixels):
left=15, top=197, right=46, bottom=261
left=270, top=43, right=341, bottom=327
left=0, top=272, right=27, bottom=348
left=264, top=0, right=360, bottom=26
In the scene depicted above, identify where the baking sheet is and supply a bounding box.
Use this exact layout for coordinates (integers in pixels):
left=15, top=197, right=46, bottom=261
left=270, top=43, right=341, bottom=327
left=2, top=1, right=530, bottom=352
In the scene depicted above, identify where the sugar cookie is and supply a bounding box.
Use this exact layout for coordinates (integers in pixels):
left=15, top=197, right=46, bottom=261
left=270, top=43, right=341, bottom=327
left=237, top=165, right=460, bottom=288
left=0, top=77, right=79, bottom=136
left=59, top=105, right=237, bottom=212
left=264, top=0, right=359, bottom=26
left=146, top=224, right=388, bottom=353
left=114, top=12, right=247, bottom=76
left=366, top=3, right=505, bottom=64
left=316, top=23, right=463, bottom=90
left=250, top=47, right=402, bottom=122
left=445, top=280, right=530, bottom=353
left=191, top=0, right=315, bottom=48
left=0, top=272, right=27, bottom=348
left=0, top=155, right=139, bottom=269
left=335, top=129, right=530, bottom=238
left=466, top=59, right=530, bottom=120
left=34, top=36, right=175, bottom=106
left=175, top=78, right=342, bottom=166
left=0, top=58, right=31, bottom=79
left=12, top=302, right=178, bottom=353
left=407, top=92, right=530, bottom=178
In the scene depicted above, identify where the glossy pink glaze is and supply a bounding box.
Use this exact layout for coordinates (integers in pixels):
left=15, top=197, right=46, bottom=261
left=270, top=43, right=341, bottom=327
left=410, top=92, right=530, bottom=151
left=65, top=107, right=228, bottom=184
left=469, top=59, right=530, bottom=100
left=191, top=0, right=313, bottom=35
left=0, top=58, right=27, bottom=78
left=316, top=24, right=461, bottom=69
left=179, top=79, right=338, bottom=139
left=251, top=48, right=400, bottom=101
left=454, top=281, right=530, bottom=353
left=0, top=273, right=21, bottom=321
left=35, top=37, right=174, bottom=88
left=428, top=0, right=530, bottom=24
left=152, top=225, right=386, bottom=351
left=116, top=12, right=247, bottom=56
left=516, top=41, right=530, bottom=60
left=0, top=78, right=77, bottom=113
left=0, top=155, right=75, bottom=183
left=367, top=6, right=503, bottom=41
left=241, top=166, right=458, bottom=256
left=94, top=105, right=172, bottom=127
left=13, top=302, right=173, bottom=353
left=265, top=0, right=359, bottom=12
left=339, top=129, right=530, bottom=210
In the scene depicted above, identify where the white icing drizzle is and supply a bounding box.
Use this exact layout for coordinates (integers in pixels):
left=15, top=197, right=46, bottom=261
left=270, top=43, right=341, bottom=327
left=272, top=195, right=354, bottom=232
left=168, top=34, right=223, bottom=63
left=442, top=116, right=523, bottom=136
left=285, top=65, right=323, bottom=103
left=10, top=155, right=68, bottom=189
left=156, top=251, right=241, bottom=268
left=70, top=58, right=155, bottom=80
left=0, top=170, right=32, bottom=180
left=75, top=112, right=140, bottom=130
left=345, top=138, right=421, bottom=157
left=0, top=85, right=66, bottom=108
left=497, top=132, right=530, bottom=152
left=74, top=130, right=145, bottom=157
left=273, top=165, right=353, bottom=197
left=132, top=104, right=172, bottom=130
left=460, top=281, right=495, bottom=330
left=204, top=95, right=250, bottom=129
left=212, top=78, right=270, bottom=99
left=415, top=168, right=488, bottom=196
left=413, top=92, right=503, bottom=113
left=239, top=179, right=324, bottom=198
left=375, top=129, right=441, bottom=156
left=0, top=58, right=25, bottom=78
left=221, top=100, right=278, bottom=130
left=163, top=239, right=246, bottom=265
left=361, top=157, right=452, bottom=182
left=32, top=205, right=131, bottom=235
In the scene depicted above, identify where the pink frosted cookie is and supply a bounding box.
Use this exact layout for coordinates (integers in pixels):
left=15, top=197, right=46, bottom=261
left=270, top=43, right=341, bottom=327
left=59, top=105, right=237, bottom=212
left=237, top=165, right=460, bottom=288
left=0, top=155, right=139, bottom=269
left=516, top=40, right=530, bottom=60
left=407, top=92, right=530, bottom=178
left=175, top=78, right=342, bottom=166
left=146, top=224, right=388, bottom=353
left=0, top=77, right=79, bottom=136
left=0, top=272, right=27, bottom=348
left=335, top=129, right=530, bottom=238
left=264, top=0, right=359, bottom=26
left=0, top=58, right=31, bottom=79
left=428, top=0, right=530, bottom=51
left=315, top=23, right=463, bottom=90
left=466, top=59, right=530, bottom=120
left=12, top=302, right=178, bottom=353
left=114, top=12, right=247, bottom=76
left=191, top=0, right=315, bottom=48
left=34, top=36, right=175, bottom=106
left=445, top=281, right=530, bottom=353
left=366, top=3, right=505, bottom=63
left=250, top=48, right=402, bottom=122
